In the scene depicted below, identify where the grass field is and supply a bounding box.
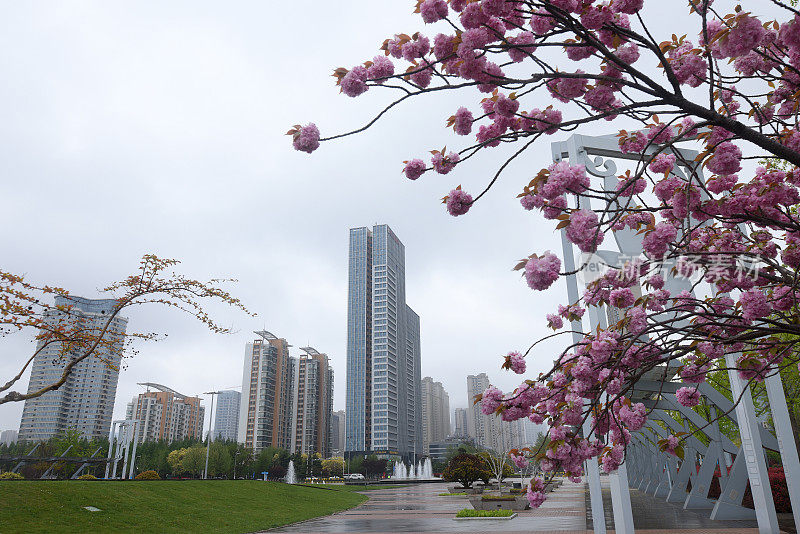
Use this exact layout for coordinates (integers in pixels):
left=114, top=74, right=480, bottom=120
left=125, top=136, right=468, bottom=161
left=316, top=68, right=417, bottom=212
left=0, top=480, right=371, bottom=533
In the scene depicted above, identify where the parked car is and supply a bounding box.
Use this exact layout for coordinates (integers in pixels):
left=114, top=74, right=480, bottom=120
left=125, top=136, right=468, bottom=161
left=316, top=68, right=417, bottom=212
left=345, top=473, right=365, bottom=480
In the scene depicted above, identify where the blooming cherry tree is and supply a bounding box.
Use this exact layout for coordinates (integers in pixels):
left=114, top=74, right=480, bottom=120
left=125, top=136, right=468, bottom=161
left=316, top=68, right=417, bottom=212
left=291, top=0, right=800, bottom=508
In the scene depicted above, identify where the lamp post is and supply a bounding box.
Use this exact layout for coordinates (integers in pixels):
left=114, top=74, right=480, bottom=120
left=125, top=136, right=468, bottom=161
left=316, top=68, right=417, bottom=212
left=203, top=391, right=221, bottom=480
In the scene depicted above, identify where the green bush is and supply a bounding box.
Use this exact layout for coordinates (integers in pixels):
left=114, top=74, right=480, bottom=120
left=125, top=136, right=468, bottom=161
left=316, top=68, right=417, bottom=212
left=439, top=492, right=467, bottom=496
left=442, top=453, right=492, bottom=488
left=481, top=495, right=515, bottom=501
left=134, top=470, right=161, bottom=480
left=77, top=474, right=98, bottom=480
left=455, top=509, right=514, bottom=518
left=0, top=472, right=24, bottom=480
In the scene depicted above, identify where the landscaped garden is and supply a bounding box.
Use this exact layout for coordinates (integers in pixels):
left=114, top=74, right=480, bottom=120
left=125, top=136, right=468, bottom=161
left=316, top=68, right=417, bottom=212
left=0, top=480, right=370, bottom=533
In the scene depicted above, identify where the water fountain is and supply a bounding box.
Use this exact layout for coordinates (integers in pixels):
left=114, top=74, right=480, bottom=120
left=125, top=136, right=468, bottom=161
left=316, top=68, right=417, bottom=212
left=391, top=458, right=435, bottom=480
left=419, top=458, right=433, bottom=479
left=285, top=460, right=296, bottom=484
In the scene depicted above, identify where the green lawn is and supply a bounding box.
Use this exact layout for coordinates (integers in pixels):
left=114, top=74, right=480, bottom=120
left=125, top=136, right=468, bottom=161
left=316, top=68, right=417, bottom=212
left=0, top=480, right=369, bottom=533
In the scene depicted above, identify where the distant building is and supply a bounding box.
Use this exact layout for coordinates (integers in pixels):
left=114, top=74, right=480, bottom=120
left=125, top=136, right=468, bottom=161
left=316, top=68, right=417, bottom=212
left=466, top=373, right=523, bottom=452
left=213, top=390, right=241, bottom=442
left=420, top=377, right=450, bottom=454
left=128, top=383, right=204, bottom=444
left=292, top=348, right=334, bottom=456
left=428, top=437, right=474, bottom=462
left=346, top=225, right=422, bottom=458
left=330, top=410, right=345, bottom=454
left=453, top=408, right=468, bottom=438
left=1, top=429, right=18, bottom=445
left=238, top=331, right=295, bottom=452
left=466, top=373, right=490, bottom=448
left=19, top=296, right=127, bottom=442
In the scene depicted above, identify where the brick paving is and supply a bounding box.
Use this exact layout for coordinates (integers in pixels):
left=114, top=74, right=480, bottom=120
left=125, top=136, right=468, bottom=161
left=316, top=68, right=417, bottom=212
left=263, top=479, right=790, bottom=533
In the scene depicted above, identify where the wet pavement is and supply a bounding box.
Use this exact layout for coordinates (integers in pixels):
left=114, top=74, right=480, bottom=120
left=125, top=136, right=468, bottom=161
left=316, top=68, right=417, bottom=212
left=261, top=477, right=789, bottom=533
left=265, top=480, right=588, bottom=533
left=587, top=475, right=794, bottom=533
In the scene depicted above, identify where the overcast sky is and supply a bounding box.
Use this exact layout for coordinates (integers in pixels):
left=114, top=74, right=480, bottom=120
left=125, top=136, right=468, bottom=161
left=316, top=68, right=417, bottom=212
left=0, top=1, right=779, bottom=435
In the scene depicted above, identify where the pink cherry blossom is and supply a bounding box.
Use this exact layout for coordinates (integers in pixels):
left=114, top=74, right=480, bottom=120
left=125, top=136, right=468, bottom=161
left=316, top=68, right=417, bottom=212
left=525, top=252, right=561, bottom=291
left=446, top=188, right=473, bottom=216
left=341, top=66, right=369, bottom=97
left=432, top=151, right=460, bottom=174
left=566, top=210, right=604, bottom=253
left=676, top=386, right=701, bottom=407
left=420, top=0, right=448, bottom=23
left=292, top=123, right=321, bottom=154
left=454, top=107, right=473, bottom=135
left=403, top=159, right=426, bottom=180
left=508, top=351, right=526, bottom=374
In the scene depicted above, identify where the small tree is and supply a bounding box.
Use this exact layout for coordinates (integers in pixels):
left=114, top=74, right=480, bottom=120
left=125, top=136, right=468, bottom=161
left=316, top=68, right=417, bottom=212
left=166, top=448, right=188, bottom=476
left=362, top=455, right=388, bottom=478
left=1, top=255, right=250, bottom=404
left=442, top=452, right=492, bottom=488
left=181, top=446, right=206, bottom=478
left=321, top=457, right=344, bottom=477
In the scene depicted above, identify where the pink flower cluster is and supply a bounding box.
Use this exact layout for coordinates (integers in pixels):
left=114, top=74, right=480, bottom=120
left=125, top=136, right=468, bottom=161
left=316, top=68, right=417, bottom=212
left=527, top=478, right=546, bottom=508
left=446, top=188, right=472, bottom=216
left=432, top=151, right=460, bottom=174
left=404, top=159, right=426, bottom=180
left=566, top=210, right=604, bottom=253
left=525, top=253, right=561, bottom=291
left=676, top=386, right=701, bottom=407
left=292, top=123, right=321, bottom=154
left=507, top=351, right=526, bottom=374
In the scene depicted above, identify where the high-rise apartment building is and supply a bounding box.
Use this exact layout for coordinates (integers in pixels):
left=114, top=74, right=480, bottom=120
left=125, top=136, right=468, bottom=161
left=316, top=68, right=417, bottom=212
left=420, top=377, right=450, bottom=453
left=19, top=297, right=127, bottom=442
left=292, top=348, right=334, bottom=456
left=330, top=410, right=345, bottom=454
left=213, top=390, right=241, bottom=442
left=127, top=383, right=204, bottom=444
left=346, top=225, right=422, bottom=458
left=466, top=373, right=490, bottom=448
left=453, top=408, right=468, bottom=438
left=1, top=429, right=18, bottom=445
left=238, top=331, right=295, bottom=452
left=466, top=373, right=524, bottom=452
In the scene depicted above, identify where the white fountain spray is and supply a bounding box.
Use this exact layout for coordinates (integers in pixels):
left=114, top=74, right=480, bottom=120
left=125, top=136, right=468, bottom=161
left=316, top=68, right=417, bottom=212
left=285, top=460, right=296, bottom=484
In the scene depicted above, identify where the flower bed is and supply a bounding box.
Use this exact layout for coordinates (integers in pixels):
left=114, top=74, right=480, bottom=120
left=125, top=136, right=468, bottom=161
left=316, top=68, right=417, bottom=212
left=470, top=495, right=530, bottom=511
left=439, top=492, right=467, bottom=496
left=455, top=509, right=514, bottom=518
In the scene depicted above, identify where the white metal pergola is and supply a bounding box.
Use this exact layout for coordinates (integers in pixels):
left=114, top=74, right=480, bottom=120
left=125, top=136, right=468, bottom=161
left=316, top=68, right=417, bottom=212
left=552, top=134, right=800, bottom=533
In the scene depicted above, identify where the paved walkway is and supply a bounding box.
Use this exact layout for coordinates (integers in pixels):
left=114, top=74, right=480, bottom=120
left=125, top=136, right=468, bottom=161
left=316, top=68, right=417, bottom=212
left=265, top=480, right=784, bottom=534
left=267, top=480, right=587, bottom=533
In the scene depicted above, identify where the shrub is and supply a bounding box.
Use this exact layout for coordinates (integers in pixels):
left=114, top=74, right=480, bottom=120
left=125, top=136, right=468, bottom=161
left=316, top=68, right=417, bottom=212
left=439, top=492, right=467, bottom=496
left=442, top=453, right=492, bottom=489
left=455, top=509, right=514, bottom=518
left=77, top=474, right=97, bottom=480
left=134, top=470, right=161, bottom=480
left=0, top=472, right=24, bottom=480
left=481, top=495, right=515, bottom=501
left=706, top=465, right=791, bottom=512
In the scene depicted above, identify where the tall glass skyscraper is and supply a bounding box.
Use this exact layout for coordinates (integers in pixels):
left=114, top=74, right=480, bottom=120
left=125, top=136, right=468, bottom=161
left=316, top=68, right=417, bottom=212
left=346, top=225, right=422, bottom=458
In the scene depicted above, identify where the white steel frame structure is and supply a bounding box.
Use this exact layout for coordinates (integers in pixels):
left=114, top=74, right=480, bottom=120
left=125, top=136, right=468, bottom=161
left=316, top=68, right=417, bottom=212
left=104, top=419, right=139, bottom=480
left=551, top=134, right=800, bottom=533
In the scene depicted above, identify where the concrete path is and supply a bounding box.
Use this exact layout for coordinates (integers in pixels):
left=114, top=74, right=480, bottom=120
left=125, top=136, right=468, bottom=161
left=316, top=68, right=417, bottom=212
left=266, top=480, right=588, bottom=533
left=263, top=479, right=783, bottom=533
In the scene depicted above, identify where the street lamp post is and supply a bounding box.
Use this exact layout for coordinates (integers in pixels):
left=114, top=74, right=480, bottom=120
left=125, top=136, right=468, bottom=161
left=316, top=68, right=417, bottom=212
left=203, top=391, right=221, bottom=480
